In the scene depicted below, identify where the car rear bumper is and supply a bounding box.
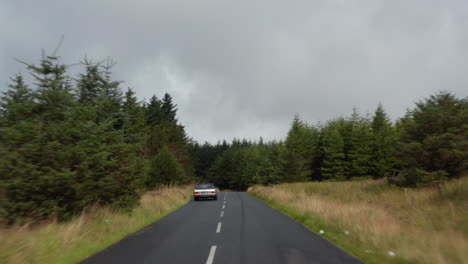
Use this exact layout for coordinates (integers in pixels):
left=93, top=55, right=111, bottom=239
left=194, top=194, right=217, bottom=198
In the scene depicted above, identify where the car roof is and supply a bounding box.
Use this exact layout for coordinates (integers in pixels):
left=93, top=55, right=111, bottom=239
left=196, top=183, right=215, bottom=186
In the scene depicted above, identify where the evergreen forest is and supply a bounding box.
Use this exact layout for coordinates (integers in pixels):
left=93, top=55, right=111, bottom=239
left=1, top=53, right=467, bottom=223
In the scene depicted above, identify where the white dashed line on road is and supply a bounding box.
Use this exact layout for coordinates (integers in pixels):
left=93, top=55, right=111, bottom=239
left=206, top=245, right=217, bottom=264
left=216, top=222, right=222, bottom=233
left=222, top=205, right=225, bottom=209
left=220, top=211, right=224, bottom=217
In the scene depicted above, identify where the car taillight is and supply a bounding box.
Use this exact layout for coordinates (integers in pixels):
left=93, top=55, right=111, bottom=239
left=209, top=191, right=216, bottom=194
left=194, top=191, right=201, bottom=194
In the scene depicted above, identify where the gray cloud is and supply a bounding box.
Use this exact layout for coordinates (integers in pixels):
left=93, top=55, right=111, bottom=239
left=2, top=0, right=468, bottom=143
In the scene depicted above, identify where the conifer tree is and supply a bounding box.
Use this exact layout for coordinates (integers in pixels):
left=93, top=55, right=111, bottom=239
left=96, top=59, right=123, bottom=127
left=320, top=121, right=346, bottom=180
left=76, top=59, right=102, bottom=105
left=347, top=112, right=373, bottom=178
left=145, top=92, right=193, bottom=178
left=161, top=93, right=177, bottom=122
left=122, top=88, right=146, bottom=144
left=398, top=92, right=467, bottom=184
left=1, top=55, right=79, bottom=220
left=370, top=103, right=398, bottom=178
left=25, top=55, right=74, bottom=121
left=146, top=95, right=164, bottom=127
left=147, top=146, right=185, bottom=187
left=0, top=75, right=36, bottom=220
left=255, top=142, right=286, bottom=184
left=333, top=118, right=354, bottom=179
left=0, top=74, right=34, bottom=125
left=282, top=115, right=318, bottom=182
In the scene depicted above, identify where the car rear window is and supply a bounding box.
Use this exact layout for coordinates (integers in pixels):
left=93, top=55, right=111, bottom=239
left=196, top=184, right=214, bottom=189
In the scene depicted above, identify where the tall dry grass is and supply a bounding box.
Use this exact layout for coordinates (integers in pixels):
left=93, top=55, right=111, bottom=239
left=249, top=178, right=468, bottom=264
left=0, top=185, right=192, bottom=264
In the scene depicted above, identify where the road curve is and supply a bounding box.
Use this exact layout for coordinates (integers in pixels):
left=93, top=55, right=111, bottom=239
left=82, top=192, right=363, bottom=264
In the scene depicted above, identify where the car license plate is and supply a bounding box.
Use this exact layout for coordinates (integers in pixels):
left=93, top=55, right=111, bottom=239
left=202, top=191, right=208, bottom=194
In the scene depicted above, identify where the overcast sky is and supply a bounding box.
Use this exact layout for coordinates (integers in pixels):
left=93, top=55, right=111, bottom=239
left=1, top=0, right=467, bottom=143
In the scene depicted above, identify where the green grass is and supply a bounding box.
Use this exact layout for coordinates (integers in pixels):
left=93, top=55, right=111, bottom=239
left=0, top=185, right=192, bottom=264
left=249, top=177, right=468, bottom=264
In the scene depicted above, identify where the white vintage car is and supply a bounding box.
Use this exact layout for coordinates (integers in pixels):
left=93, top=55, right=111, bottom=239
left=193, top=183, right=217, bottom=201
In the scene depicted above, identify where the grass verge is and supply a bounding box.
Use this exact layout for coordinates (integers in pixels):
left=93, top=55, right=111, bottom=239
left=0, top=185, right=192, bottom=264
left=249, top=177, right=468, bottom=264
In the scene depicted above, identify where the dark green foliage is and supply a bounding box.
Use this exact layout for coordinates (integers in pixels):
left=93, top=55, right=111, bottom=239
left=145, top=120, right=193, bottom=176
left=122, top=88, right=146, bottom=144
left=320, top=121, right=346, bottom=180
left=204, top=141, right=286, bottom=190
left=200, top=94, right=465, bottom=189
left=190, top=140, right=229, bottom=179
left=389, top=168, right=449, bottom=187
left=76, top=59, right=102, bottom=105
left=208, top=147, right=254, bottom=191
left=397, top=92, right=467, bottom=185
left=254, top=143, right=286, bottom=185
left=370, top=104, right=398, bottom=178
left=0, top=56, right=139, bottom=222
left=0, top=52, right=193, bottom=223
left=207, top=145, right=247, bottom=190
left=0, top=74, right=34, bottom=126
left=146, top=95, right=165, bottom=127
left=147, top=146, right=185, bottom=187
left=347, top=113, right=373, bottom=178
left=144, top=93, right=193, bottom=177
left=76, top=59, right=123, bottom=127
left=97, top=59, right=123, bottom=120
left=282, top=115, right=319, bottom=182
left=319, top=112, right=373, bottom=181
left=161, top=93, right=177, bottom=123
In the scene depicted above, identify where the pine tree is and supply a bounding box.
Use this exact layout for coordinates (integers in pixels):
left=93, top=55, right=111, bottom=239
left=161, top=93, right=177, bottom=122
left=76, top=59, right=102, bottom=105
left=348, top=117, right=373, bottom=178
left=282, top=115, right=318, bottom=182
left=96, top=59, right=123, bottom=127
left=191, top=140, right=232, bottom=179
left=0, top=74, right=36, bottom=220
left=147, top=146, right=185, bottom=187
left=100, top=59, right=122, bottom=105
left=255, top=142, right=286, bottom=184
left=320, top=121, right=346, bottom=180
left=25, top=54, right=74, bottom=121
left=370, top=103, right=398, bottom=178
left=122, top=88, right=146, bottom=144
left=0, top=74, right=34, bottom=125
left=146, top=95, right=164, bottom=127
left=398, top=92, right=467, bottom=184
left=333, top=117, right=354, bottom=179
left=1, top=55, right=79, bottom=220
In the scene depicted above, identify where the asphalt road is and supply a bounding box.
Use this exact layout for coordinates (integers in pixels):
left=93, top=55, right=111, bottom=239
left=82, top=192, right=364, bottom=264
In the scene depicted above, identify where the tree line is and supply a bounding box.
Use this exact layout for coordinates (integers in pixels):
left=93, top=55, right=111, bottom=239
left=1, top=51, right=466, bottom=223
left=191, top=93, right=467, bottom=190
left=0, top=54, right=193, bottom=223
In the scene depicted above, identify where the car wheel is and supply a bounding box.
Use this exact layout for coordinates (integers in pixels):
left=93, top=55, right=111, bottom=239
left=194, top=197, right=198, bottom=201
left=214, top=195, right=217, bottom=200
